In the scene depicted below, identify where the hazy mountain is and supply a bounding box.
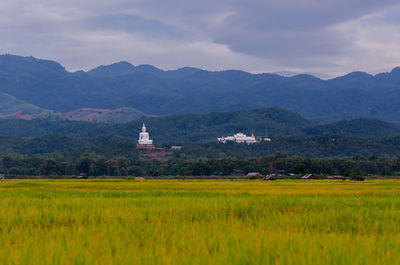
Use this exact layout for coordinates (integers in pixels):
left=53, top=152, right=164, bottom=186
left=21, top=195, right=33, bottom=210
left=87, top=61, right=136, bottom=77
left=1, top=54, right=400, bottom=123
left=274, top=71, right=332, bottom=79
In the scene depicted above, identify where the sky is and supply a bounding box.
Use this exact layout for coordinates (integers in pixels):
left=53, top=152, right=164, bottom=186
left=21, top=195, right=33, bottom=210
left=1, top=0, right=400, bottom=77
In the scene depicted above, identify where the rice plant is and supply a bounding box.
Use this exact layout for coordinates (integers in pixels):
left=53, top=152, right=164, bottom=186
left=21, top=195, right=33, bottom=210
left=0, top=179, right=399, bottom=265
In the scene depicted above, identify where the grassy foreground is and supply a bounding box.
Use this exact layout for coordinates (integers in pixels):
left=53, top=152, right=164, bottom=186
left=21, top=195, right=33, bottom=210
left=1, top=179, right=400, bottom=265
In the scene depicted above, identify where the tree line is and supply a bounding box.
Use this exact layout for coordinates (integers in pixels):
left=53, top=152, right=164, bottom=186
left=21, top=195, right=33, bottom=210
left=1, top=134, right=400, bottom=159
left=1, top=153, right=399, bottom=177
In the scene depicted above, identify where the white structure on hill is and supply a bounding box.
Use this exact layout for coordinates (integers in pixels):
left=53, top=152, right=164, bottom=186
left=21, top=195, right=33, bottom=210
left=217, top=132, right=257, bottom=144
left=137, top=123, right=155, bottom=148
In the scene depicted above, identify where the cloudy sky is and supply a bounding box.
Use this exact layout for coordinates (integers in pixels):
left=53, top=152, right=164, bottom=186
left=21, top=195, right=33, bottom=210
left=1, top=0, right=400, bottom=77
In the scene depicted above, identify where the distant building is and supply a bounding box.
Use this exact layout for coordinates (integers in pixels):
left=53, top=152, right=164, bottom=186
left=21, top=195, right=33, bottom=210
left=78, top=173, right=88, bottom=179
left=171, top=146, right=182, bottom=150
left=263, top=174, right=276, bottom=181
left=264, top=126, right=272, bottom=142
left=247, top=172, right=261, bottom=177
left=137, top=124, right=155, bottom=149
left=327, top=175, right=344, bottom=179
left=301, top=174, right=315, bottom=179
left=218, top=132, right=257, bottom=144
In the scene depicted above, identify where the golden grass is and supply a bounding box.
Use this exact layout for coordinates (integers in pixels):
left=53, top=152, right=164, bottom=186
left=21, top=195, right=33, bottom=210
left=0, top=179, right=399, bottom=265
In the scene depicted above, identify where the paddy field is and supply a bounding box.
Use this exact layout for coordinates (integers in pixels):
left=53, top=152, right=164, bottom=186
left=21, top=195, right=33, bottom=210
left=1, top=179, right=399, bottom=265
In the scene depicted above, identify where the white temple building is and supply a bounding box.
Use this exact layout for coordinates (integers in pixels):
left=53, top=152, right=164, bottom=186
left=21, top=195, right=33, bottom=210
left=137, top=123, right=155, bottom=149
left=217, top=132, right=257, bottom=144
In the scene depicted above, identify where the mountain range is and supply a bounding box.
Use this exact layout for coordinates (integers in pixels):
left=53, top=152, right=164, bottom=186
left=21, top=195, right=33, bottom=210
left=1, top=54, right=400, bottom=123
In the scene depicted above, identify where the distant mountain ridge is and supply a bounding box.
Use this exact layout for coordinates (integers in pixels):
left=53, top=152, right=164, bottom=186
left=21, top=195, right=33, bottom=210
left=1, top=54, right=400, bottom=123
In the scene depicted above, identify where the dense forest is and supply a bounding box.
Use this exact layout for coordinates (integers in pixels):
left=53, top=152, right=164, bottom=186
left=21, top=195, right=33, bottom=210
left=0, top=107, right=400, bottom=141
left=0, top=106, right=399, bottom=177
left=0, top=107, right=310, bottom=140
left=0, top=104, right=399, bottom=177
left=0, top=133, right=400, bottom=177
left=1, top=134, right=400, bottom=159
left=1, top=152, right=399, bottom=178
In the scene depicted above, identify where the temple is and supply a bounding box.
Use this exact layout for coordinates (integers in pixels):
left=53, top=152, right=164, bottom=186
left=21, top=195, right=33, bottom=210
left=217, top=132, right=257, bottom=144
left=137, top=123, right=155, bottom=149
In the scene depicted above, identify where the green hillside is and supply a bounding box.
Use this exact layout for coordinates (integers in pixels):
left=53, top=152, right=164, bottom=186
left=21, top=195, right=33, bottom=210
left=0, top=107, right=399, bottom=143
left=0, top=92, right=44, bottom=115
left=0, top=107, right=310, bottom=141
left=307, top=118, right=400, bottom=137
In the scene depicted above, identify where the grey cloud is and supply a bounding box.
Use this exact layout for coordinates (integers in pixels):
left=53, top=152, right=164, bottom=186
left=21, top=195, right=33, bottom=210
left=87, top=14, right=191, bottom=38
left=1, top=0, right=400, bottom=75
left=225, top=0, right=399, bottom=29
left=114, top=0, right=400, bottom=68
left=202, top=0, right=399, bottom=65
left=217, top=28, right=349, bottom=58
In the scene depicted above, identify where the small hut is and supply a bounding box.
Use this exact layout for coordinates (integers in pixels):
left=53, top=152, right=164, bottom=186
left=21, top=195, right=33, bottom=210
left=263, top=174, right=276, bottom=181
left=301, top=174, right=314, bottom=179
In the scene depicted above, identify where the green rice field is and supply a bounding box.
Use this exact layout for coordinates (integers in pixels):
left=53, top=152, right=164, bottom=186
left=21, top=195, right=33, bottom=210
left=1, top=179, right=400, bottom=265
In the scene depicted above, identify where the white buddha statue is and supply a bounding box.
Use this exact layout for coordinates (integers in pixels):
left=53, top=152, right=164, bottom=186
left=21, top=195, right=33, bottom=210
left=138, top=123, right=153, bottom=145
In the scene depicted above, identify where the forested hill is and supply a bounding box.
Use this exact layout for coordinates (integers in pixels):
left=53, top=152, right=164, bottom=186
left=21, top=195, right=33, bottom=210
left=307, top=118, right=400, bottom=137
left=0, top=107, right=399, bottom=142
left=0, top=107, right=311, bottom=141
left=1, top=54, right=400, bottom=123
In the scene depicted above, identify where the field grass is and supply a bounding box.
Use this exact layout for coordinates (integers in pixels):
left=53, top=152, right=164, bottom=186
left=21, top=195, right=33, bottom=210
left=1, top=179, right=400, bottom=265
